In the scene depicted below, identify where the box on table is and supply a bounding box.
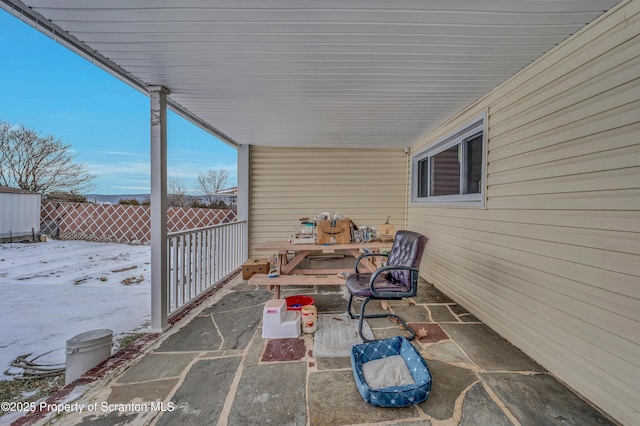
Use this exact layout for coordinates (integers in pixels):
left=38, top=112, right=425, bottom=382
left=315, top=219, right=351, bottom=244
left=242, top=258, right=270, bottom=279
left=379, top=223, right=396, bottom=242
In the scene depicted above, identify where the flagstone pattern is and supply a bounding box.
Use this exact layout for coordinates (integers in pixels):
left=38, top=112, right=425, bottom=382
left=42, top=277, right=617, bottom=426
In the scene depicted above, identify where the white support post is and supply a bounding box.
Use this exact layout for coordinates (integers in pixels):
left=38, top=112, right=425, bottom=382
left=149, top=86, right=170, bottom=332
left=237, top=144, right=250, bottom=260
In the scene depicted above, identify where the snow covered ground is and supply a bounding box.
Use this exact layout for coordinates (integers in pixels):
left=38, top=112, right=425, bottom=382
left=0, top=240, right=152, bottom=380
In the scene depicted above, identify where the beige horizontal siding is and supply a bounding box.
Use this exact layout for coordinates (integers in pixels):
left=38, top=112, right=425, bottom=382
left=421, top=240, right=638, bottom=418
left=490, top=101, right=640, bottom=162
left=249, top=147, right=407, bottom=255
left=408, top=1, right=640, bottom=424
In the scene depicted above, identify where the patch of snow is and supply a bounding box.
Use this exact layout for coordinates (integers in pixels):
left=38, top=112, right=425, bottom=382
left=21, top=389, right=39, bottom=398
left=56, top=384, right=90, bottom=405
left=0, top=240, right=151, bottom=380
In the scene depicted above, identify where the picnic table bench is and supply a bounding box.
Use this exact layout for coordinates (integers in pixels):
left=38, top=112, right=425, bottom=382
left=248, top=273, right=346, bottom=298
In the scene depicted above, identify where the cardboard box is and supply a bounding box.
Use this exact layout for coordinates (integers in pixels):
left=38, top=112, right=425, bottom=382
left=379, top=223, right=396, bottom=242
left=242, top=258, right=270, bottom=279
left=316, top=219, right=351, bottom=244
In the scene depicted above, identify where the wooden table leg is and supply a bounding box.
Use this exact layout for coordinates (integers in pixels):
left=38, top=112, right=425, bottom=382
left=281, top=250, right=310, bottom=275
left=346, top=249, right=379, bottom=272
left=277, top=253, right=287, bottom=274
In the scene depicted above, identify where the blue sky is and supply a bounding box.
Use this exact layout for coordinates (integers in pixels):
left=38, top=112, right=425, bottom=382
left=0, top=11, right=237, bottom=195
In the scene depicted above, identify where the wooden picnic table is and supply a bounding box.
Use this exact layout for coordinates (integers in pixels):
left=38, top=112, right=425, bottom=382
left=250, top=240, right=393, bottom=298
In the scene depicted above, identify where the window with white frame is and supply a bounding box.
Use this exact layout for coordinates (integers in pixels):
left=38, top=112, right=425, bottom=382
left=412, top=116, right=485, bottom=206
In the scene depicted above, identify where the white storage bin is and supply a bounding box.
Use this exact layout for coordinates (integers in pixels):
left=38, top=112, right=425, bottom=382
left=262, top=299, right=301, bottom=338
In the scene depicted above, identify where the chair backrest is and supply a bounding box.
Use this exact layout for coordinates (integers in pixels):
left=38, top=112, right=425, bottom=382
left=386, top=230, right=428, bottom=286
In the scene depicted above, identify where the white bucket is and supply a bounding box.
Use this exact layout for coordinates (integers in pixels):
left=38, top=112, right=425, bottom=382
left=65, top=329, right=113, bottom=385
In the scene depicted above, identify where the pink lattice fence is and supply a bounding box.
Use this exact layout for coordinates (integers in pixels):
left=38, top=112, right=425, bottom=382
left=40, top=202, right=237, bottom=244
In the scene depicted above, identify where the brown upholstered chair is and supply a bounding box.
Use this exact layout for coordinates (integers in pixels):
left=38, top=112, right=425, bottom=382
left=346, top=230, right=428, bottom=342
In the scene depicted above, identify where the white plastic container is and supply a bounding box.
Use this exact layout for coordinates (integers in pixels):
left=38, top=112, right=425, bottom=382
left=262, top=299, right=301, bottom=338
left=65, top=329, right=113, bottom=385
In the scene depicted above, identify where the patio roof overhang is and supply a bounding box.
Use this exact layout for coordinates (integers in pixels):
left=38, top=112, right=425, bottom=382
left=1, top=0, right=621, bottom=149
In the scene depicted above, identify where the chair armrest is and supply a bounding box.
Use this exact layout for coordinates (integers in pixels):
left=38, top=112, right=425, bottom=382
left=369, top=265, right=420, bottom=298
left=354, top=252, right=389, bottom=273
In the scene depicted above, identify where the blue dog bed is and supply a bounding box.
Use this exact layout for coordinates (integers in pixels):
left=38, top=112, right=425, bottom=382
left=351, top=336, right=432, bottom=407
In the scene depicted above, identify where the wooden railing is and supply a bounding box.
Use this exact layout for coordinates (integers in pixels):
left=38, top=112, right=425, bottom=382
left=167, top=220, right=246, bottom=316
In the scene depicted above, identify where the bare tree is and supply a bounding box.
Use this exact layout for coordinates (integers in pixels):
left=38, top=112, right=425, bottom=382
left=195, top=169, right=230, bottom=205
left=167, top=178, right=190, bottom=207
left=0, top=121, right=95, bottom=194
left=0, top=121, right=11, bottom=172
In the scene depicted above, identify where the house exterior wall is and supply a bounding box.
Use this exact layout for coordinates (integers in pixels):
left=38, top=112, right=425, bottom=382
left=0, top=192, right=41, bottom=242
left=407, top=1, right=639, bottom=424
left=249, top=146, right=407, bottom=255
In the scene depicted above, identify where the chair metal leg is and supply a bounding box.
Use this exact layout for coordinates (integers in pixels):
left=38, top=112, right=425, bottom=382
left=358, top=298, right=377, bottom=342
left=347, top=295, right=416, bottom=342
left=347, top=293, right=357, bottom=319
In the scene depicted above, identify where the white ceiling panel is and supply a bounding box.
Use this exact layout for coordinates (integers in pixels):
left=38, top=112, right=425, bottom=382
left=2, top=0, right=621, bottom=148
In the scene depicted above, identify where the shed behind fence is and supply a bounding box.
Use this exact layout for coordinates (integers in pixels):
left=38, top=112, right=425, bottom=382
left=0, top=186, right=41, bottom=243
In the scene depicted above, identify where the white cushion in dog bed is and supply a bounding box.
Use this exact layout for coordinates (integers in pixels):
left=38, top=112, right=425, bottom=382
left=362, top=355, right=415, bottom=389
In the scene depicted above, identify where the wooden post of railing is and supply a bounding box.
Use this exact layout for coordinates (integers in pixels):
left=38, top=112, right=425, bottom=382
left=150, top=85, right=170, bottom=333
left=237, top=144, right=250, bottom=261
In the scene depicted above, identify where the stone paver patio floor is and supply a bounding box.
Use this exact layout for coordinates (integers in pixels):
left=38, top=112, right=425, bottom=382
left=38, top=276, right=617, bottom=426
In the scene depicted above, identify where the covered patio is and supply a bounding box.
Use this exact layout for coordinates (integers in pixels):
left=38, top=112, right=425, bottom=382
left=33, top=275, right=616, bottom=425
left=1, top=1, right=638, bottom=425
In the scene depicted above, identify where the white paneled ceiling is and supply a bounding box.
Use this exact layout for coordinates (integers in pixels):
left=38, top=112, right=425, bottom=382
left=2, top=0, right=621, bottom=148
